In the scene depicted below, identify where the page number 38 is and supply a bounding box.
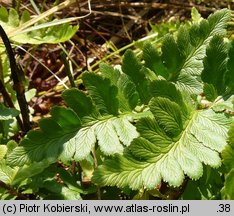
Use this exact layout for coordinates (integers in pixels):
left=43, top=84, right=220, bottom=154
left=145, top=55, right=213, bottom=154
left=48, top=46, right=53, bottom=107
left=217, top=204, right=231, bottom=212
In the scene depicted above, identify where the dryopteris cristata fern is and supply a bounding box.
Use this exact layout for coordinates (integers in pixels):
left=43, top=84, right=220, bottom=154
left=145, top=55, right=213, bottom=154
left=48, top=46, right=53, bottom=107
left=92, top=81, right=232, bottom=189
left=92, top=9, right=234, bottom=190
left=6, top=9, right=233, bottom=192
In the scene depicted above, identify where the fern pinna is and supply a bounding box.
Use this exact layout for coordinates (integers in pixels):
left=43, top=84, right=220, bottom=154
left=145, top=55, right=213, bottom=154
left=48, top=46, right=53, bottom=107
left=5, top=9, right=234, bottom=197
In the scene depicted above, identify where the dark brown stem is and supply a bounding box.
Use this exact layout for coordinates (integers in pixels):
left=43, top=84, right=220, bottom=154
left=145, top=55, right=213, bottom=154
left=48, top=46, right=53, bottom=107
left=0, top=180, right=28, bottom=199
left=0, top=25, right=31, bottom=133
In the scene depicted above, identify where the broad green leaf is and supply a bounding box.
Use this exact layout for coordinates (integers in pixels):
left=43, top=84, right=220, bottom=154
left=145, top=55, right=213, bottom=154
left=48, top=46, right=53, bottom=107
left=201, top=35, right=227, bottom=95
left=6, top=63, right=144, bottom=166
left=93, top=87, right=232, bottom=189
left=0, top=7, right=78, bottom=44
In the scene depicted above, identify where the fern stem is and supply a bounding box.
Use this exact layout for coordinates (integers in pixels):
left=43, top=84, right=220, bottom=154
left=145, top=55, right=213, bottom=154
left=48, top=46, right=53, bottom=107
left=0, top=25, right=31, bottom=133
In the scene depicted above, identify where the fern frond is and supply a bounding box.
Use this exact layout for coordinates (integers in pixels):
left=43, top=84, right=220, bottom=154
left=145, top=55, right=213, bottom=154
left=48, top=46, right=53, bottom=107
left=93, top=82, right=232, bottom=189
left=7, top=72, right=141, bottom=166
left=143, top=9, right=230, bottom=94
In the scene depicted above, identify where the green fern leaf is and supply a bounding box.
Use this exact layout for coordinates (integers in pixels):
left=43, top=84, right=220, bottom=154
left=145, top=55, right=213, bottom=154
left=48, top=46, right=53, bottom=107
left=99, top=63, right=139, bottom=111
left=203, top=83, right=218, bottom=102
left=7, top=107, right=81, bottom=166
left=148, top=9, right=230, bottom=94
left=162, top=34, right=184, bottom=77
left=122, top=50, right=151, bottom=103
left=191, top=7, right=202, bottom=23
left=201, top=35, right=227, bottom=95
left=180, top=9, right=229, bottom=88
left=7, top=71, right=141, bottom=165
left=82, top=72, right=119, bottom=116
left=62, top=88, right=94, bottom=118
left=93, top=84, right=232, bottom=189
left=7, top=110, right=139, bottom=165
left=99, top=63, right=120, bottom=84
left=143, top=42, right=168, bottom=78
